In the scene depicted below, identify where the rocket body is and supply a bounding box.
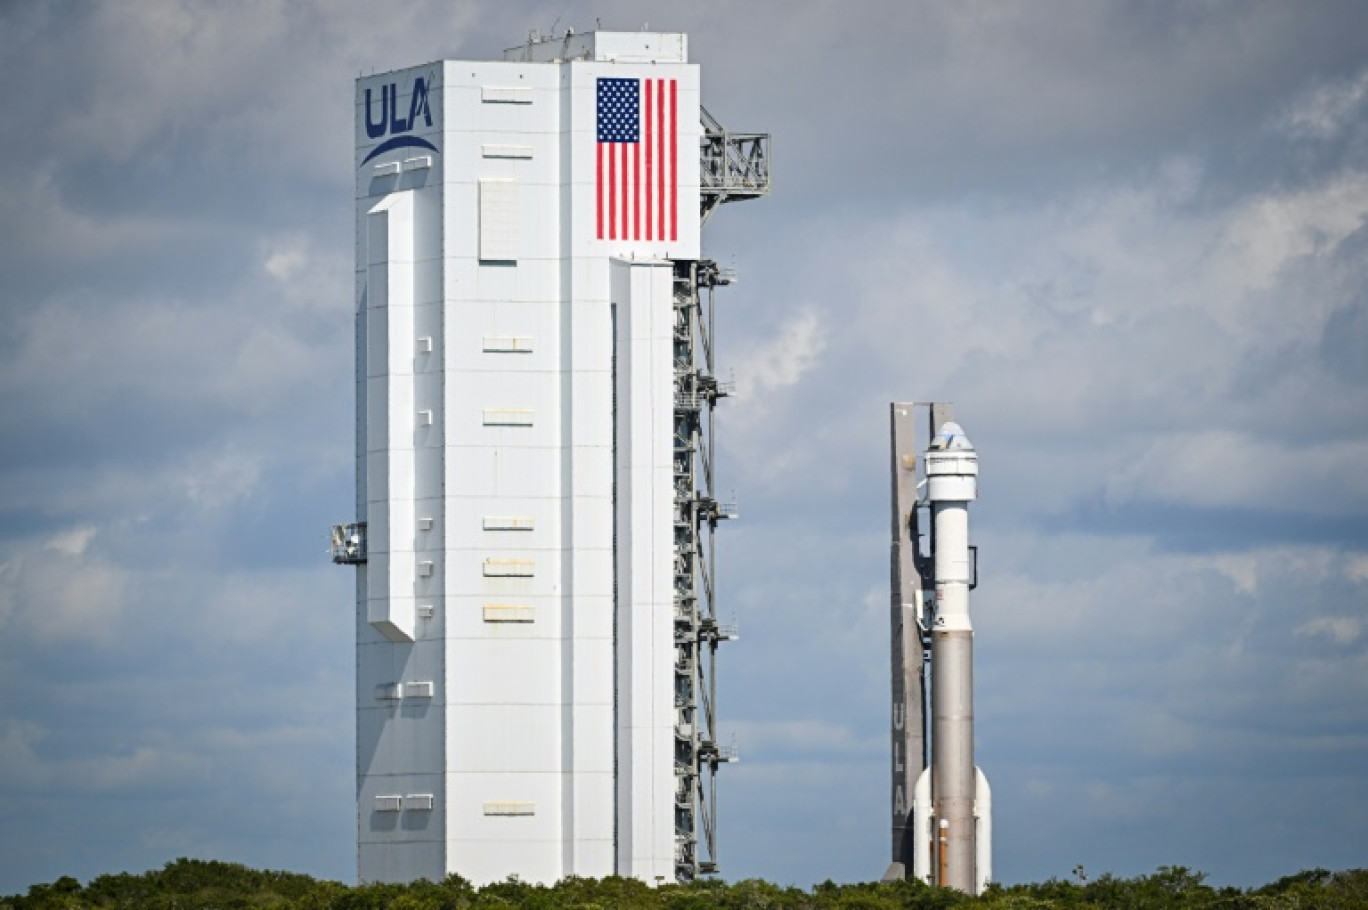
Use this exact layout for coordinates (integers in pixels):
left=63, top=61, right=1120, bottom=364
left=887, top=409, right=991, bottom=895
left=925, top=422, right=987, bottom=894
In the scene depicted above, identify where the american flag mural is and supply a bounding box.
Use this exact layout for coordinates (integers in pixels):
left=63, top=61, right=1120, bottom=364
left=597, top=76, right=677, bottom=242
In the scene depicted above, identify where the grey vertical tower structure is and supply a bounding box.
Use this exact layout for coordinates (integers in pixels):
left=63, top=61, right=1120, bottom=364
left=885, top=402, right=992, bottom=894
left=332, top=30, right=769, bottom=886
left=887, top=403, right=927, bottom=872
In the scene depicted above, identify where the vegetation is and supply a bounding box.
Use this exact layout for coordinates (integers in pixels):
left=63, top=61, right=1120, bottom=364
left=4, top=860, right=1366, bottom=910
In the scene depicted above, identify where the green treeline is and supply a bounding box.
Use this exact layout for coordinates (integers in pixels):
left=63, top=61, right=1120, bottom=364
left=5, top=860, right=1367, bottom=910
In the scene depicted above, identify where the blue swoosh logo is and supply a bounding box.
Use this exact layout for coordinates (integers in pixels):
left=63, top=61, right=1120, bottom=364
left=361, top=134, right=439, bottom=167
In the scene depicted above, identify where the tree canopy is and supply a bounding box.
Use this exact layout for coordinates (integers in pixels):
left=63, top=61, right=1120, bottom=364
left=4, top=860, right=1366, bottom=910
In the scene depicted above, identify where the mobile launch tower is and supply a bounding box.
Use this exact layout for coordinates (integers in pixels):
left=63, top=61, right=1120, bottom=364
left=331, top=30, right=768, bottom=885
left=885, top=403, right=992, bottom=894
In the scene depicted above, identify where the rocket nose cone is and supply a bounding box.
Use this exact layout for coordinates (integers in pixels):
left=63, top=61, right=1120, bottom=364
left=933, top=421, right=974, bottom=451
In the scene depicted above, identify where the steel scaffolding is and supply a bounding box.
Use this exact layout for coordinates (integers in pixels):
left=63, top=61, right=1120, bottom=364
left=671, top=259, right=738, bottom=880
left=671, top=107, right=769, bottom=881
left=700, top=107, right=771, bottom=225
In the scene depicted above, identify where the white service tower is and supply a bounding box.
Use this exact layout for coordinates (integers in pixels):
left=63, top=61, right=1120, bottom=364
left=332, top=31, right=768, bottom=886
left=885, top=404, right=992, bottom=894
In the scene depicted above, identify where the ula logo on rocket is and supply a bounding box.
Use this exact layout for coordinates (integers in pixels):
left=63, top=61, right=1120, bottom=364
left=361, top=73, right=438, bottom=166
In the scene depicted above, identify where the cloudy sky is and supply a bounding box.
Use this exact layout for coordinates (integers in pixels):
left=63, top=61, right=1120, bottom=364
left=2, top=0, right=1367, bottom=895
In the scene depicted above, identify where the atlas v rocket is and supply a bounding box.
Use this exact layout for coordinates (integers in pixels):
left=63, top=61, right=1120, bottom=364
left=885, top=403, right=991, bottom=894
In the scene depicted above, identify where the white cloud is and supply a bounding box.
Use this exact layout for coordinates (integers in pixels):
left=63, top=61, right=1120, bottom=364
left=176, top=447, right=265, bottom=509
left=0, top=535, right=130, bottom=645
left=1295, top=616, right=1364, bottom=646
left=1202, top=172, right=1368, bottom=332
left=729, top=719, right=874, bottom=759
left=0, top=166, right=183, bottom=277
left=1275, top=66, right=1368, bottom=140
left=732, top=308, right=825, bottom=400
left=46, top=526, right=97, bottom=557
left=1104, top=430, right=1368, bottom=515
left=35, top=2, right=480, bottom=171
left=264, top=247, right=307, bottom=281
left=0, top=721, right=51, bottom=790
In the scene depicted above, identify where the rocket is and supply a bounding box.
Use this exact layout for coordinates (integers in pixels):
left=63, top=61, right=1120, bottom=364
left=885, top=403, right=991, bottom=895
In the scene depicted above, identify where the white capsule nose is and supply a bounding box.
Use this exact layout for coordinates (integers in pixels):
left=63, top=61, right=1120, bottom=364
left=932, top=421, right=974, bottom=451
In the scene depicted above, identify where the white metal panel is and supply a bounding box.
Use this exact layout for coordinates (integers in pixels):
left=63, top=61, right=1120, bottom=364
left=438, top=127, right=556, bottom=187
left=482, top=143, right=533, bottom=158
left=566, top=445, right=613, bottom=492
left=369, top=192, right=419, bottom=643
left=405, top=793, right=436, bottom=810
left=590, top=31, right=689, bottom=63
left=356, top=639, right=401, bottom=687
left=572, top=639, right=613, bottom=705
left=481, top=408, right=534, bottom=427
left=363, top=699, right=443, bottom=762
left=443, top=301, right=554, bottom=370
left=404, top=681, right=436, bottom=699
left=394, top=640, right=446, bottom=694
left=610, top=258, right=678, bottom=880
left=414, top=303, right=443, bottom=366
left=482, top=604, right=535, bottom=623
left=444, top=837, right=562, bottom=888
left=482, top=557, right=535, bottom=577
left=444, top=446, right=563, bottom=500
left=450, top=637, right=561, bottom=705
left=436, top=183, right=479, bottom=261
left=481, top=85, right=532, bottom=104
left=443, top=550, right=560, bottom=607
left=570, top=703, right=615, bottom=773
left=568, top=257, right=610, bottom=305
left=470, top=90, right=558, bottom=134
left=479, top=179, right=520, bottom=262
left=443, top=257, right=563, bottom=305
left=566, top=297, right=613, bottom=368
left=359, top=842, right=445, bottom=890
left=444, top=371, right=559, bottom=447
left=568, top=546, right=614, bottom=604
left=569, top=499, right=614, bottom=562
left=414, top=256, right=443, bottom=305
left=365, top=305, right=390, bottom=379
left=447, top=497, right=557, bottom=550
left=482, top=515, right=535, bottom=531
left=445, top=769, right=562, bottom=840
left=572, top=837, right=616, bottom=882
left=481, top=335, right=534, bottom=353
left=567, top=593, right=613, bottom=641
left=568, top=387, right=613, bottom=451
left=513, top=184, right=563, bottom=261
left=442, top=594, right=561, bottom=641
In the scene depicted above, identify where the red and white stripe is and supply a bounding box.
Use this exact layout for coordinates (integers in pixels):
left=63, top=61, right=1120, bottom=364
left=597, top=78, right=677, bottom=242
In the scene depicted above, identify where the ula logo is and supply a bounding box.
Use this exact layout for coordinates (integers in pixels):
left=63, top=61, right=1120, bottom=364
left=361, top=73, right=438, bottom=166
